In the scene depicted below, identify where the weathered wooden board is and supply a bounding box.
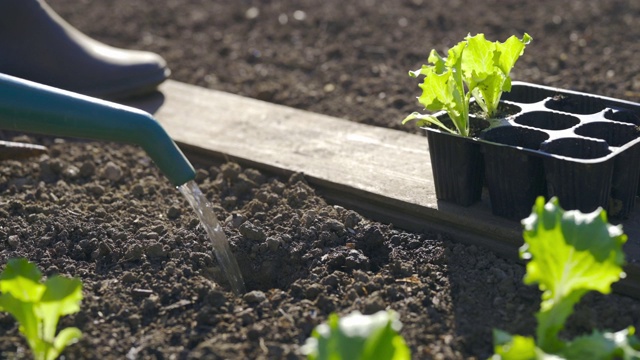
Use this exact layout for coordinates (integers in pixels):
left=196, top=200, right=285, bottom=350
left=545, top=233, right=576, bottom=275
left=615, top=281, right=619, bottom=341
left=126, top=80, right=640, bottom=297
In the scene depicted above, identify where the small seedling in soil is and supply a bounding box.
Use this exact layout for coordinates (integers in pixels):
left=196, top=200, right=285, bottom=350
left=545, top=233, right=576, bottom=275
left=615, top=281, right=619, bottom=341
left=0, top=258, right=83, bottom=360
left=403, top=33, right=531, bottom=136
left=301, top=310, right=411, bottom=360
left=492, top=197, right=640, bottom=359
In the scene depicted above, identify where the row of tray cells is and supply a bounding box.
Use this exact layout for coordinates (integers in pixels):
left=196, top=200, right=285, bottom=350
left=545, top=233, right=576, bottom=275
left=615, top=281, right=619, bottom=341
left=482, top=108, right=640, bottom=160
left=503, top=84, right=610, bottom=110
left=513, top=107, right=640, bottom=130
left=503, top=83, right=640, bottom=118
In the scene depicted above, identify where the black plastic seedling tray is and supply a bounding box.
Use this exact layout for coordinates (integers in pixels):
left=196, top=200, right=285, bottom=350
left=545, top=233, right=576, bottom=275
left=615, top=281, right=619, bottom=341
left=426, top=81, right=640, bottom=220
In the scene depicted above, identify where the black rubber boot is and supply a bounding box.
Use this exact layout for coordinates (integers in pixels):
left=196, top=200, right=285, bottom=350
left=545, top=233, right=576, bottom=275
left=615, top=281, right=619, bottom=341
left=0, top=0, right=170, bottom=99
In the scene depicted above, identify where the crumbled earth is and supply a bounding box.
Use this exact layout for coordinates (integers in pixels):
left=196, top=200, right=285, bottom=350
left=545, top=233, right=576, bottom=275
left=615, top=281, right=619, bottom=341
left=1, top=140, right=639, bottom=359
left=49, top=0, right=640, bottom=133
left=1, top=0, right=640, bottom=359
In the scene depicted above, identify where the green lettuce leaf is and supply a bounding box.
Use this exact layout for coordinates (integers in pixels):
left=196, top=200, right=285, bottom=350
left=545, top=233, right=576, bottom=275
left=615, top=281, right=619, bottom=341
left=461, top=33, right=497, bottom=89
left=302, top=310, right=410, bottom=360
left=0, top=258, right=46, bottom=302
left=492, top=329, right=539, bottom=360
left=520, top=197, right=627, bottom=353
left=0, top=292, right=40, bottom=352
left=38, top=276, right=83, bottom=348
left=407, top=41, right=470, bottom=136
left=496, top=33, right=533, bottom=80
left=405, top=33, right=530, bottom=135
left=0, top=258, right=83, bottom=360
left=463, top=33, right=531, bottom=117
left=0, top=259, right=45, bottom=348
left=48, top=327, right=82, bottom=360
left=492, top=329, right=569, bottom=360
left=560, top=327, right=640, bottom=360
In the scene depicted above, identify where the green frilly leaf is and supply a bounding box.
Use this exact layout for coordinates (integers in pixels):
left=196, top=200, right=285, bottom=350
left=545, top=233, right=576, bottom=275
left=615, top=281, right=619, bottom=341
left=520, top=197, right=627, bottom=353
left=560, top=327, right=640, bottom=360
left=302, top=311, right=410, bottom=360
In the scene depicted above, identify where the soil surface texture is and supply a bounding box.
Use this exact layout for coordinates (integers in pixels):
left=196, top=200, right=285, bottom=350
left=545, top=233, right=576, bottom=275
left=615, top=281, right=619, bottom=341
left=1, top=1, right=640, bottom=359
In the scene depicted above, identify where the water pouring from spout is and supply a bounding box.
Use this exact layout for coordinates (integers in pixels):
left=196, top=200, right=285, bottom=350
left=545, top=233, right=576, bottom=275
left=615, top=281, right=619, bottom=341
left=179, top=181, right=246, bottom=295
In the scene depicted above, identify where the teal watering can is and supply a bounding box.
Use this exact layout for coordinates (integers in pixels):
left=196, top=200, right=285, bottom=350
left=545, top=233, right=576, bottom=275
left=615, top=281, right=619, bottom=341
left=0, top=73, right=195, bottom=186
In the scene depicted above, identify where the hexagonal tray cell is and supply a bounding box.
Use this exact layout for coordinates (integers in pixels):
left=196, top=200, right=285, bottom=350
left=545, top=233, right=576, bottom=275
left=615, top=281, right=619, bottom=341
left=544, top=94, right=606, bottom=115
left=482, top=125, right=549, bottom=150
left=575, top=121, right=640, bottom=147
left=501, top=83, right=555, bottom=103
left=481, top=126, right=549, bottom=220
left=513, top=111, right=580, bottom=131
left=540, top=137, right=611, bottom=159
left=470, top=101, right=522, bottom=119
left=604, top=108, right=640, bottom=126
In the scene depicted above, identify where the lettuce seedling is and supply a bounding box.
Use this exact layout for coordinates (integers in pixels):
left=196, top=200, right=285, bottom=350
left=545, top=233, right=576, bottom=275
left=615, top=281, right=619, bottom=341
left=492, top=197, right=640, bottom=360
left=301, top=310, right=411, bottom=360
left=0, top=258, right=83, bottom=360
left=403, top=33, right=531, bottom=136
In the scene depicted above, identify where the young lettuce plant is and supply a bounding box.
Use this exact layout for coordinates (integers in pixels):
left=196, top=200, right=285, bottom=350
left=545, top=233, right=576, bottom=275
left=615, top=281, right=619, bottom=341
left=492, top=197, right=640, bottom=360
left=0, top=258, right=83, bottom=360
left=403, top=33, right=531, bottom=136
left=301, top=310, right=411, bottom=360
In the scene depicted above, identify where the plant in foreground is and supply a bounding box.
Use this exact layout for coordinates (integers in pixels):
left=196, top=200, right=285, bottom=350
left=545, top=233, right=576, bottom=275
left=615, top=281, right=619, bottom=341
left=0, top=258, right=83, bottom=360
left=301, top=310, right=411, bottom=360
left=403, top=33, right=531, bottom=136
left=492, top=197, right=640, bottom=359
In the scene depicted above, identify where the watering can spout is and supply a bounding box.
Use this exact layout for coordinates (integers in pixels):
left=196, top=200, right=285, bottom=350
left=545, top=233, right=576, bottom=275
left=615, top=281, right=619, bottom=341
left=0, top=73, right=195, bottom=186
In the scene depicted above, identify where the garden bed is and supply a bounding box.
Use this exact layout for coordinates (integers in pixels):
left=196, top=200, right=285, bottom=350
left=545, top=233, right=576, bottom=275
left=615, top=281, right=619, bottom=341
left=1, top=0, right=640, bottom=359
left=1, top=139, right=639, bottom=359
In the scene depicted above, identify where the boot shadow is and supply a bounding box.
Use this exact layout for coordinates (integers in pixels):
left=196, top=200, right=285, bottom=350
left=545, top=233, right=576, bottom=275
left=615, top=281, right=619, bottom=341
left=122, top=90, right=166, bottom=115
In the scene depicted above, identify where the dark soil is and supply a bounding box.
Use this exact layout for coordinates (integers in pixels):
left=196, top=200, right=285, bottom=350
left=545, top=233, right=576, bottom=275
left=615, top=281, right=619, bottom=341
left=1, top=1, right=640, bottom=359
left=49, top=0, right=640, bottom=133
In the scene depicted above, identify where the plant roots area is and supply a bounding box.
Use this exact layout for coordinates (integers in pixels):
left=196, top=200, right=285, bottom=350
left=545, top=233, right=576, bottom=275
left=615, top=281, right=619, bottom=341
left=2, top=0, right=640, bottom=358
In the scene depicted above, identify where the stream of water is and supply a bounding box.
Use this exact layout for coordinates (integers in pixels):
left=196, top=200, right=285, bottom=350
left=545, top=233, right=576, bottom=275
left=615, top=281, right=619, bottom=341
left=178, top=180, right=246, bottom=295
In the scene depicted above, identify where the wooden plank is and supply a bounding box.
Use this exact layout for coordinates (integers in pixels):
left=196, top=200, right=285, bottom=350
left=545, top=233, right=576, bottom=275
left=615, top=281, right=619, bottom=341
left=125, top=80, right=640, bottom=297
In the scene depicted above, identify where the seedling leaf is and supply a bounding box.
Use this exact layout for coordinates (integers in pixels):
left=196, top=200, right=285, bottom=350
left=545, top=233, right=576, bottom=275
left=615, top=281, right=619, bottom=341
left=464, top=33, right=531, bottom=117
left=404, top=33, right=530, bottom=135
left=0, top=258, right=83, bottom=360
left=520, top=197, right=627, bottom=353
left=493, top=198, right=639, bottom=359
left=38, top=276, right=83, bottom=344
left=496, top=33, right=533, bottom=80
left=0, top=292, right=40, bottom=351
left=50, top=327, right=82, bottom=360
left=0, top=258, right=46, bottom=301
left=560, top=327, right=640, bottom=360
left=302, top=310, right=410, bottom=360
left=491, top=329, right=541, bottom=360
left=401, top=112, right=456, bottom=134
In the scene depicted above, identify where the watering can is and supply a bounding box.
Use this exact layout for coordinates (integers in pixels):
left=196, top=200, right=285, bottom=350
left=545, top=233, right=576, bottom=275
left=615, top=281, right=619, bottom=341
left=0, top=73, right=196, bottom=186
left=0, top=74, right=247, bottom=295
